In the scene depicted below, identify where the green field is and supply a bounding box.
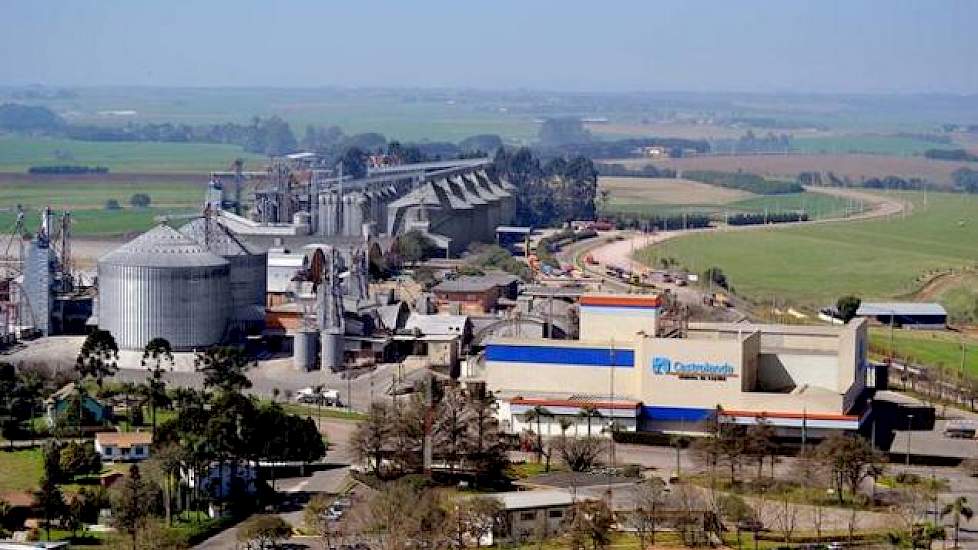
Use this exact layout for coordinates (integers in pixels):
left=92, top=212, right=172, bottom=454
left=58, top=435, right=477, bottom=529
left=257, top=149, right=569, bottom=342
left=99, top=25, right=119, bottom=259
left=637, top=192, right=978, bottom=309
left=0, top=448, right=43, bottom=493
left=0, top=207, right=198, bottom=238
left=791, top=135, right=949, bottom=156
left=602, top=190, right=859, bottom=220
left=0, top=136, right=265, bottom=173
left=869, top=328, right=978, bottom=375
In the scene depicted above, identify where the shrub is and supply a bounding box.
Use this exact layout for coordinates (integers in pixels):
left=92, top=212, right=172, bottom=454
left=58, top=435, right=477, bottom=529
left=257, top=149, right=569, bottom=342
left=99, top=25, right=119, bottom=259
left=104, top=199, right=121, bottom=210
left=129, top=193, right=152, bottom=208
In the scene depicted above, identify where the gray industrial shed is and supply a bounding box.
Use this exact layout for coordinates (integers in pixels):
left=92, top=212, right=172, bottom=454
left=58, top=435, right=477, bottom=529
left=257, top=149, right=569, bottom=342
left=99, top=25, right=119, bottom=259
left=856, top=302, right=948, bottom=329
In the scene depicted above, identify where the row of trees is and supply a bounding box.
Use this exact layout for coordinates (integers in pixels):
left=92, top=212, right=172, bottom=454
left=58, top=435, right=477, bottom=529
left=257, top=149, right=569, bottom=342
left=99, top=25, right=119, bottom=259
left=352, top=384, right=507, bottom=483
left=492, top=147, right=598, bottom=227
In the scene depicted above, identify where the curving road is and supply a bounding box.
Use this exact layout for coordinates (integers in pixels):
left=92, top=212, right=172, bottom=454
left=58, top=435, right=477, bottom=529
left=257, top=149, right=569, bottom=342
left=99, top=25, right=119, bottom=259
left=557, top=186, right=907, bottom=311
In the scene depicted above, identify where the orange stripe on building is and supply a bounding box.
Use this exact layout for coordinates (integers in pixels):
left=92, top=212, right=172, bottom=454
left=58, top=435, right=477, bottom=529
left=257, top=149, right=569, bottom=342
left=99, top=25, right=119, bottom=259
left=510, top=397, right=641, bottom=410
left=579, top=295, right=661, bottom=308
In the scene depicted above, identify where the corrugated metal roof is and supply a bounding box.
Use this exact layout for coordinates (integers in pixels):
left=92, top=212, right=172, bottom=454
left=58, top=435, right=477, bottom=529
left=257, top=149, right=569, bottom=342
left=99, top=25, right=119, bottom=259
left=857, top=302, right=948, bottom=316
left=491, top=489, right=577, bottom=510
left=99, top=224, right=229, bottom=268
left=179, top=218, right=259, bottom=257
left=404, top=313, right=468, bottom=335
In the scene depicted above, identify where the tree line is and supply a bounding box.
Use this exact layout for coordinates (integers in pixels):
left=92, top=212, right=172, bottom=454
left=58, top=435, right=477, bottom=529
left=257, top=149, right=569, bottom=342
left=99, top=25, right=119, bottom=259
left=684, top=170, right=803, bottom=195
left=491, top=147, right=598, bottom=227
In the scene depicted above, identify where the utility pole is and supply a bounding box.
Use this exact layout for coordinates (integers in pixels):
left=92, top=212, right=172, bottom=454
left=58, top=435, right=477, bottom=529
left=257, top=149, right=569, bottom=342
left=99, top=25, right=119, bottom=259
left=608, top=339, right=616, bottom=469
left=906, top=414, right=914, bottom=467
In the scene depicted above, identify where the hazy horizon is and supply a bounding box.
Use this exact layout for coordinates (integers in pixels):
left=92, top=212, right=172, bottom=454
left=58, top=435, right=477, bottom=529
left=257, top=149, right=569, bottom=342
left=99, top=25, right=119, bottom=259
left=3, top=0, right=977, bottom=95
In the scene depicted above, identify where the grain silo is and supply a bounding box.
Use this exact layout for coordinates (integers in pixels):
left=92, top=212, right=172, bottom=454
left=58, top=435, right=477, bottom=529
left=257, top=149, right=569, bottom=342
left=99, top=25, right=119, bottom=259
left=179, top=218, right=266, bottom=309
left=97, top=224, right=231, bottom=351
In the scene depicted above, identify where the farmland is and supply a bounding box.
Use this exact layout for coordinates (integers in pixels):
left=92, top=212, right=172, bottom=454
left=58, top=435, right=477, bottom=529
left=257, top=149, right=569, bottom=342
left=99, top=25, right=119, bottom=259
left=0, top=136, right=265, bottom=174
left=869, top=328, right=978, bottom=376
left=613, top=153, right=972, bottom=186
left=0, top=448, right=43, bottom=493
left=791, top=134, right=951, bottom=156
left=598, top=176, right=858, bottom=220
left=636, top=192, right=978, bottom=310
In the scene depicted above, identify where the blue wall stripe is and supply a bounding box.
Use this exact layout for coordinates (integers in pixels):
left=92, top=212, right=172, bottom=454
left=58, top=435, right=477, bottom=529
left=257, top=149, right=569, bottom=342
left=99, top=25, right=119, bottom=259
left=642, top=406, right=713, bottom=422
left=486, top=344, right=634, bottom=367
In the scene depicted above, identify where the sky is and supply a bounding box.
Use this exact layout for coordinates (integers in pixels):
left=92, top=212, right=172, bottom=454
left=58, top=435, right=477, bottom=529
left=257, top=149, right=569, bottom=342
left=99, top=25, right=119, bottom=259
left=1, top=0, right=976, bottom=94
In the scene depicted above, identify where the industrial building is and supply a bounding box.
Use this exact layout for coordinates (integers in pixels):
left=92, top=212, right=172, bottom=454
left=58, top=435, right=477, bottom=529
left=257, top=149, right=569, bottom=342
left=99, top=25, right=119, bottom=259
left=856, top=302, right=948, bottom=329
left=469, top=293, right=874, bottom=438
left=208, top=156, right=515, bottom=258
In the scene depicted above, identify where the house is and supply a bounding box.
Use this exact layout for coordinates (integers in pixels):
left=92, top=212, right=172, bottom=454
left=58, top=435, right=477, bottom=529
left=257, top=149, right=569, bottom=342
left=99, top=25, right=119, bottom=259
left=94, top=431, right=153, bottom=462
left=432, top=273, right=521, bottom=314
left=45, top=383, right=113, bottom=427
left=489, top=489, right=593, bottom=544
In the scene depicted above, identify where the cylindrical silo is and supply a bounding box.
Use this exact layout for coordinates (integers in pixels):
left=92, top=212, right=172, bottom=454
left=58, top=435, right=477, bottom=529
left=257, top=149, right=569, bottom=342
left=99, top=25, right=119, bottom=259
left=293, top=329, right=319, bottom=371
left=98, top=224, right=231, bottom=351
left=321, top=330, right=344, bottom=370
left=179, top=219, right=267, bottom=312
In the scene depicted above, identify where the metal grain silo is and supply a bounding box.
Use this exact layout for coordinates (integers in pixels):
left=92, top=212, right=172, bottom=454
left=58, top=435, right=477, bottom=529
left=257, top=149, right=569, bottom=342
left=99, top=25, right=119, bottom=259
left=97, top=224, right=231, bottom=351
left=179, top=218, right=267, bottom=311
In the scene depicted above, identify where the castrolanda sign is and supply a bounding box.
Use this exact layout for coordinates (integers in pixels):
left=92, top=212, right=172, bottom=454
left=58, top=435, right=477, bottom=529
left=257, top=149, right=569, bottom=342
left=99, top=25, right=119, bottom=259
left=651, top=356, right=736, bottom=380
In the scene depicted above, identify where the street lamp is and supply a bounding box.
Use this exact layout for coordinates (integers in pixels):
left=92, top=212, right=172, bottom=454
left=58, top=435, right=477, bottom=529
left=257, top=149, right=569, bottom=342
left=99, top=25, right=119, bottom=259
left=905, top=414, right=914, bottom=467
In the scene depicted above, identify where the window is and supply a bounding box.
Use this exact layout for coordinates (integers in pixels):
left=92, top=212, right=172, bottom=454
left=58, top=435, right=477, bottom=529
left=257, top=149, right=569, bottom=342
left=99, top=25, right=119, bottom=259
left=121, top=447, right=130, bottom=456
left=519, top=512, right=536, bottom=521
left=103, top=447, right=113, bottom=456
left=548, top=510, right=563, bottom=519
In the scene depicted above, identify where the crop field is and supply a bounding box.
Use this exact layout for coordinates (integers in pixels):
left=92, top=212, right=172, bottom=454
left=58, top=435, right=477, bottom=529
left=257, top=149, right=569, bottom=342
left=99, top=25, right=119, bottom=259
left=0, top=136, right=265, bottom=174
left=636, top=192, right=978, bottom=310
left=791, top=135, right=950, bottom=156
left=599, top=177, right=857, bottom=220
left=612, top=153, right=972, bottom=186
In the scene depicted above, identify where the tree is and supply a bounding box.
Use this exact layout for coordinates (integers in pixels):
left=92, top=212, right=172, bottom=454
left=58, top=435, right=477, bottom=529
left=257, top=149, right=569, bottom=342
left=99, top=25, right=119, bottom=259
left=941, top=496, right=973, bottom=549
left=59, top=440, right=102, bottom=479
left=352, top=402, right=392, bottom=477
left=577, top=404, right=603, bottom=437
left=631, top=476, right=668, bottom=547
left=194, top=346, right=254, bottom=392
left=557, top=436, right=603, bottom=472
left=304, top=494, right=344, bottom=550
left=112, top=464, right=156, bottom=550
left=792, top=448, right=830, bottom=542
left=538, top=117, right=592, bottom=147
left=837, top=295, right=862, bottom=322
left=142, top=338, right=174, bottom=430
left=566, top=500, right=613, bottom=550
left=772, top=489, right=799, bottom=545
left=453, top=496, right=503, bottom=548
left=524, top=405, right=552, bottom=466
left=64, top=493, right=86, bottom=538
left=395, top=230, right=438, bottom=264
left=129, top=193, right=152, bottom=208
left=105, top=199, right=122, bottom=210
left=366, top=481, right=449, bottom=549
left=34, top=475, right=65, bottom=541
left=433, top=389, right=473, bottom=474
left=237, top=515, right=293, bottom=550
left=744, top=418, right=776, bottom=481
left=703, top=266, right=729, bottom=290
left=75, top=330, right=119, bottom=388
left=815, top=433, right=886, bottom=504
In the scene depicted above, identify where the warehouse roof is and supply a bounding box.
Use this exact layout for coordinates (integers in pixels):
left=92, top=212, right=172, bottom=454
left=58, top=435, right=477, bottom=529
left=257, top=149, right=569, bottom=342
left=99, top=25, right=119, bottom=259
left=434, top=273, right=521, bottom=293
left=856, top=302, right=948, bottom=317
left=404, top=313, right=469, bottom=335
left=490, top=489, right=580, bottom=511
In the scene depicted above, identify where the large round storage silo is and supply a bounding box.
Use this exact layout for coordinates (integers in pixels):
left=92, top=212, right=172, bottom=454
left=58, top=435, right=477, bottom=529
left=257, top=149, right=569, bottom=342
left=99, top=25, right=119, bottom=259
left=179, top=218, right=267, bottom=311
left=98, top=224, right=231, bottom=351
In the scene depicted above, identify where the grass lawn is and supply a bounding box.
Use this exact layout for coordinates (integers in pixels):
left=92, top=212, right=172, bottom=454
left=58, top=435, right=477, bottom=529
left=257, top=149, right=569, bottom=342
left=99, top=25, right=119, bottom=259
left=869, top=328, right=978, bottom=375
left=0, top=136, right=265, bottom=174
left=278, top=402, right=366, bottom=421
left=638, top=192, right=978, bottom=309
left=0, top=178, right=205, bottom=209
left=0, top=448, right=44, bottom=493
